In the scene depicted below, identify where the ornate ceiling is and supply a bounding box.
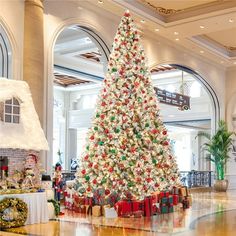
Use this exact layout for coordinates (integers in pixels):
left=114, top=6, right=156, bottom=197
left=83, top=0, right=236, bottom=67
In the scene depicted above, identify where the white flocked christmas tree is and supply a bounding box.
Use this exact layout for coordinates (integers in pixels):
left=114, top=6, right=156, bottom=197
left=75, top=11, right=181, bottom=200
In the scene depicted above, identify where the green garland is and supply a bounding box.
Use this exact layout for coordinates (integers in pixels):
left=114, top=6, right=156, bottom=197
left=48, top=199, right=60, bottom=216
left=0, top=198, right=28, bottom=229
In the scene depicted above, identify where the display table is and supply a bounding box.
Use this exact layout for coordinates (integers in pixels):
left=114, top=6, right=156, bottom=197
left=0, top=192, right=49, bottom=225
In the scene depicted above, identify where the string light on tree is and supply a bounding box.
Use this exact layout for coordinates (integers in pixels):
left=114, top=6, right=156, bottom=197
left=75, top=10, right=181, bottom=200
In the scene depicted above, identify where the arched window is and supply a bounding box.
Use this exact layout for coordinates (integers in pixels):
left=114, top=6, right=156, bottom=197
left=0, top=24, right=12, bottom=79
left=4, top=98, right=20, bottom=123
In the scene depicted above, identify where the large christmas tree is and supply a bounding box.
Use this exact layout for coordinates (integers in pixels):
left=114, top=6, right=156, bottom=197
left=75, top=11, right=180, bottom=200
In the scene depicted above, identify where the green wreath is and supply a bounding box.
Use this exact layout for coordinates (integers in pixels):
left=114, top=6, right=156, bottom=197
left=0, top=198, right=28, bottom=229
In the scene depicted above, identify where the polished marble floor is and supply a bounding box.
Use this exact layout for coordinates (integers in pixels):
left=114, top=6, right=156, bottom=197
left=1, top=190, right=236, bottom=236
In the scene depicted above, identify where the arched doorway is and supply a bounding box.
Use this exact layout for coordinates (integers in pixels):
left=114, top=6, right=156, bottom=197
left=151, top=64, right=220, bottom=186
left=0, top=24, right=12, bottom=79
left=52, top=25, right=109, bottom=170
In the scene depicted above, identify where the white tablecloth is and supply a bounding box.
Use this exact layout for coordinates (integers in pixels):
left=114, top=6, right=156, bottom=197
left=0, top=192, right=49, bottom=225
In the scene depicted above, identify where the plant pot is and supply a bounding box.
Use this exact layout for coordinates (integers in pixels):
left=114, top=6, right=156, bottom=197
left=214, top=179, right=228, bottom=192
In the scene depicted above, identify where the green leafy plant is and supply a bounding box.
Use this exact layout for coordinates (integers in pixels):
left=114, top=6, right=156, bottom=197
left=48, top=199, right=60, bottom=216
left=198, top=120, right=235, bottom=180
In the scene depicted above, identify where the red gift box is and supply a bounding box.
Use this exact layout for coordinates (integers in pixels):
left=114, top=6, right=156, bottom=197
left=85, top=197, right=93, bottom=206
left=144, top=197, right=153, bottom=217
left=74, top=195, right=85, bottom=205
left=173, top=195, right=179, bottom=205
left=74, top=205, right=86, bottom=213
left=132, top=200, right=144, bottom=212
left=115, top=200, right=132, bottom=217
left=159, top=191, right=170, bottom=198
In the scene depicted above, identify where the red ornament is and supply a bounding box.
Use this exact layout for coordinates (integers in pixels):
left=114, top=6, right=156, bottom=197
left=84, top=155, right=89, bottom=160
left=109, top=167, right=113, bottom=172
left=171, top=177, right=176, bottom=181
left=81, top=169, right=86, bottom=175
left=102, top=153, right=107, bottom=158
left=146, top=178, right=152, bottom=183
left=130, top=147, right=136, bottom=153
left=101, top=101, right=106, bottom=106
left=162, top=130, right=167, bottom=135
left=88, top=162, right=93, bottom=168
left=90, top=135, right=95, bottom=140
left=87, top=187, right=91, bottom=192
left=151, top=129, right=158, bottom=134
left=155, top=183, right=160, bottom=188
left=105, top=189, right=110, bottom=195
left=101, top=114, right=105, bottom=119
left=93, top=179, right=97, bottom=184
left=94, top=164, right=98, bottom=169
left=163, top=141, right=169, bottom=146
left=136, top=177, right=142, bottom=183
left=104, top=129, right=109, bottom=134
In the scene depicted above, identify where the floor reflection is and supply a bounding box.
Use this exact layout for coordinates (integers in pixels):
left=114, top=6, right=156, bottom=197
left=2, top=191, right=236, bottom=236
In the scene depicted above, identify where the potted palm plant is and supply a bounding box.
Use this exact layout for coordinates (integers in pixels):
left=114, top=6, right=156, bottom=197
left=198, top=120, right=235, bottom=192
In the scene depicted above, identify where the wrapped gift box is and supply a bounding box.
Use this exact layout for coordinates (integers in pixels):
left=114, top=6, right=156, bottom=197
left=144, top=197, right=153, bottom=217
left=85, top=197, right=93, bottom=206
left=74, top=205, right=86, bottom=213
left=182, top=199, right=190, bottom=209
left=73, top=194, right=85, bottom=205
left=173, top=195, right=179, bottom=205
left=160, top=204, right=168, bottom=214
left=92, top=206, right=102, bottom=217
left=107, top=192, right=120, bottom=207
left=159, top=191, right=170, bottom=198
left=160, top=197, right=168, bottom=204
left=171, top=186, right=179, bottom=195
left=114, top=200, right=132, bottom=217
left=168, top=204, right=174, bottom=213
left=93, top=188, right=105, bottom=206
left=104, top=207, right=118, bottom=218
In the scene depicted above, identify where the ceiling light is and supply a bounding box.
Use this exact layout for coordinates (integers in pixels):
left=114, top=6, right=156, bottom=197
left=200, top=25, right=205, bottom=29
left=155, top=28, right=159, bottom=32
left=77, top=6, right=83, bottom=10
left=220, top=61, right=224, bottom=64
left=98, top=0, right=103, bottom=3
left=175, top=38, right=179, bottom=41
left=140, top=20, right=145, bottom=23
left=174, top=32, right=179, bottom=35
left=229, top=19, right=234, bottom=23
left=233, top=61, right=236, bottom=65
left=200, top=50, right=204, bottom=53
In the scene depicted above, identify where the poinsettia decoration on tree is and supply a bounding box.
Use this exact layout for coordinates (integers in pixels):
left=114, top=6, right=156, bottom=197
left=75, top=10, right=181, bottom=200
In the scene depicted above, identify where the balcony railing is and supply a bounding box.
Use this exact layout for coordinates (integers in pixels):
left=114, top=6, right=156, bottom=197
left=180, top=171, right=213, bottom=188
left=61, top=170, right=213, bottom=188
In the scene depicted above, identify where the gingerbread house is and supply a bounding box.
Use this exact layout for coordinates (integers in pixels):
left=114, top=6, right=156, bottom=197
left=0, top=78, right=48, bottom=178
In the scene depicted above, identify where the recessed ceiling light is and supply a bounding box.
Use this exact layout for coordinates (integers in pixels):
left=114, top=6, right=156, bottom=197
left=220, top=61, right=224, bottom=64
left=77, top=6, right=83, bottom=10
left=174, top=32, right=179, bottom=35
left=155, top=28, right=159, bottom=32
left=233, top=61, right=236, bottom=65
left=200, top=50, right=204, bottom=53
left=98, top=0, right=103, bottom=4
left=229, top=19, right=234, bottom=23
left=140, top=20, right=145, bottom=23
left=200, top=25, right=205, bottom=29
left=175, top=38, right=179, bottom=41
